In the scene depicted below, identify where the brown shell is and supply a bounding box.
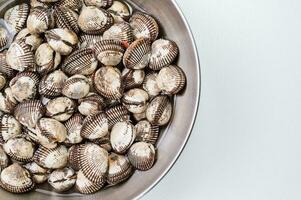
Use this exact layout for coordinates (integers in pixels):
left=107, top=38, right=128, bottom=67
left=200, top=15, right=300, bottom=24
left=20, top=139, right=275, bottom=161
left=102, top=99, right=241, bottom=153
left=123, top=38, right=151, bottom=70
left=122, top=68, right=145, bottom=90
left=122, top=88, right=149, bottom=114
left=68, top=144, right=83, bottom=171
left=129, top=12, right=159, bottom=42
left=27, top=7, right=54, bottom=34
left=135, top=120, right=160, bottom=145
left=62, top=48, right=98, bottom=76
left=23, top=162, right=49, bottom=184
left=108, top=0, right=132, bottom=22
left=4, top=3, right=29, bottom=32
left=76, top=170, right=104, bottom=194
left=79, top=33, right=103, bottom=48
left=91, top=136, right=112, bottom=152
left=64, top=113, right=84, bottom=145
left=0, top=28, right=9, bottom=49
left=0, top=114, right=22, bottom=142
left=80, top=112, right=109, bottom=140
left=54, top=6, right=79, bottom=33
left=39, top=70, right=68, bottom=98
left=55, top=0, right=83, bottom=11
left=3, top=136, right=35, bottom=162
left=105, top=104, right=130, bottom=129
left=0, top=145, right=9, bottom=171
left=0, top=52, right=16, bottom=78
left=107, top=153, right=133, bottom=185
left=0, top=88, right=17, bottom=114
left=45, top=97, right=76, bottom=121
left=78, top=93, right=106, bottom=116
left=103, top=21, right=134, bottom=47
left=84, top=0, right=114, bottom=8
left=30, top=0, right=49, bottom=8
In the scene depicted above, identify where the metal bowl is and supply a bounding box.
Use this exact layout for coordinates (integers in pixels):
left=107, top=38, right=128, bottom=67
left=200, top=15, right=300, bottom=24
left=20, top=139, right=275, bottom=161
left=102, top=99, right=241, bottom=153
left=0, top=0, right=200, bottom=199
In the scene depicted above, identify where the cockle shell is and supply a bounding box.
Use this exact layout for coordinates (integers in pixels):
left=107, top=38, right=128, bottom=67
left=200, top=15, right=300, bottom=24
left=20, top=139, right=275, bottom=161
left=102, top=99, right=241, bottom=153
left=15, top=28, right=43, bottom=51
left=145, top=95, right=172, bottom=126
left=0, top=88, right=17, bottom=114
left=23, top=162, right=49, bottom=184
left=149, top=39, right=179, bottom=71
left=0, top=114, right=22, bottom=141
left=4, top=3, right=29, bottom=33
left=0, top=52, right=16, bottom=78
left=133, top=110, right=146, bottom=122
left=40, top=0, right=61, bottom=2
left=0, top=163, right=35, bottom=193
left=91, top=136, right=112, bottom=152
left=38, top=70, right=68, bottom=98
left=123, top=38, right=151, bottom=70
left=78, top=93, right=105, bottom=116
left=129, top=12, right=159, bottom=41
left=14, top=100, right=45, bottom=128
left=27, top=7, right=55, bottom=34
left=79, top=33, right=103, bottom=48
left=30, top=0, right=49, bottom=8
left=33, top=145, right=68, bottom=169
left=54, top=6, right=79, bottom=33
left=0, top=73, right=6, bottom=91
left=105, top=104, right=129, bottom=128
left=0, top=27, right=9, bottom=50
left=84, top=0, right=113, bottom=8
left=143, top=71, right=161, bottom=98
left=76, top=170, right=104, bottom=194
left=135, top=120, right=160, bottom=145
left=127, top=142, right=156, bottom=171
left=157, top=65, right=186, bottom=95
left=103, top=21, right=133, bottom=46
left=122, top=88, right=149, bottom=114
left=110, top=121, right=136, bottom=154
left=78, top=6, right=114, bottom=35
left=9, top=72, right=39, bottom=102
left=107, top=153, right=133, bottom=185
left=35, top=43, right=61, bottom=74
left=108, top=0, right=132, bottom=23
left=45, top=97, right=75, bottom=121
left=94, top=39, right=125, bottom=66
left=62, top=75, right=90, bottom=99
left=93, top=67, right=123, bottom=100
left=48, top=168, right=76, bottom=192
left=64, top=113, right=84, bottom=145
left=122, top=68, right=145, bottom=90
left=45, top=28, right=78, bottom=55
left=62, top=48, right=98, bottom=76
left=54, top=0, right=83, bottom=12
left=81, top=112, right=109, bottom=140
left=0, top=146, right=9, bottom=172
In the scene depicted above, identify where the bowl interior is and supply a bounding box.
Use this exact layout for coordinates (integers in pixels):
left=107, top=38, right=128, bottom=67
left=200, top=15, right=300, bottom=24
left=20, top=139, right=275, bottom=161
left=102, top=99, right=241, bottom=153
left=0, top=0, right=200, bottom=199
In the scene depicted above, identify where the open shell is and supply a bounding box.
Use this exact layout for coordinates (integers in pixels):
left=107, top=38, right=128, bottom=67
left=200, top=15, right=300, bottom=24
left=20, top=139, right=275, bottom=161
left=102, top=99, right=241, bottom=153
left=62, top=75, right=90, bottom=99
left=23, top=162, right=49, bottom=184
left=80, top=112, right=109, bottom=140
left=54, top=6, right=79, bottom=33
left=48, top=168, right=76, bottom=192
left=122, top=88, right=149, bottom=114
left=27, top=7, right=55, bottom=34
left=0, top=114, right=22, bottom=141
left=64, top=113, right=84, bottom=145
left=107, top=153, right=133, bottom=185
left=103, top=21, right=133, bottom=47
left=4, top=3, right=29, bottom=33
left=45, top=97, right=76, bottom=121
left=135, top=120, right=160, bottom=145
left=78, top=93, right=105, bottom=116
left=35, top=43, right=61, bottom=74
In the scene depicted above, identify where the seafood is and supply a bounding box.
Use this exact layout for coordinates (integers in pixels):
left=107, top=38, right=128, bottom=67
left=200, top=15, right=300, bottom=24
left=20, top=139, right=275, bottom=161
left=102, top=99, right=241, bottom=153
left=122, top=88, right=149, bottom=114
left=135, top=120, right=159, bottom=145
left=48, top=168, right=76, bottom=192
left=78, top=93, right=105, bottom=116
left=23, top=162, right=49, bottom=184
left=45, top=97, right=75, bottom=121
left=4, top=3, right=29, bottom=33
left=62, top=75, right=90, bottom=99
left=80, top=112, right=109, bottom=140
left=122, top=68, right=145, bottom=90
left=27, top=7, right=55, bottom=34
left=35, top=43, right=61, bottom=74
left=3, top=136, right=35, bottom=162
left=64, top=113, right=84, bottom=144
left=107, top=153, right=133, bottom=185
left=146, top=95, right=172, bottom=126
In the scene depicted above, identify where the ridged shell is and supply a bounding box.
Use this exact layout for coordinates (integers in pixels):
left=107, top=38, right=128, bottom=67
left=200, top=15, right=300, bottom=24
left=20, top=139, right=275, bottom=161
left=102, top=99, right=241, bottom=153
left=111, top=121, right=136, bottom=154
left=6, top=39, right=35, bottom=72
left=9, top=71, right=39, bottom=102
left=107, top=153, right=133, bottom=185
left=81, top=112, right=109, bottom=140
left=68, top=144, right=82, bottom=171
left=0, top=114, right=22, bottom=141
left=78, top=6, right=114, bottom=35
left=94, top=39, right=125, bottom=66
left=78, top=93, right=105, bottom=116
left=40, top=0, right=60, bottom=2
left=27, top=7, right=55, bottom=34
left=14, top=100, right=45, bottom=128
left=0, top=28, right=9, bottom=49
left=54, top=7, right=79, bottom=33
left=157, top=65, right=186, bottom=95
left=15, top=28, right=43, bottom=51
left=0, top=163, right=34, bottom=193
left=0, top=73, right=6, bottom=91
left=46, top=97, right=76, bottom=121
left=45, top=28, right=78, bottom=55
left=143, top=71, right=161, bottom=98
left=76, top=170, right=104, bottom=194
left=79, top=33, right=103, bottom=48
left=4, top=3, right=29, bottom=33
left=0, top=146, right=9, bottom=172
left=33, top=145, right=68, bottom=169
left=48, top=168, right=76, bottom=192
left=122, top=68, right=145, bottom=90
left=145, top=95, right=172, bottom=126
left=30, top=0, right=49, bottom=8
left=149, top=39, right=179, bottom=70
left=129, top=12, right=159, bottom=41
left=0, top=88, right=17, bottom=114
left=123, top=38, right=151, bottom=70
left=23, top=127, right=40, bottom=144
left=0, top=52, right=16, bottom=78
left=62, top=75, right=90, bottom=99
left=105, top=104, right=129, bottom=129
left=62, top=48, right=98, bottom=76
left=91, top=136, right=112, bottom=152
left=122, top=88, right=149, bottom=114
left=38, top=70, right=68, bottom=98
left=103, top=22, right=133, bottom=47
left=84, top=0, right=113, bottom=8
left=35, top=43, right=61, bottom=74
left=3, top=136, right=35, bottom=162
left=127, top=142, right=156, bottom=171
left=55, top=0, right=83, bottom=11
left=93, top=67, right=123, bottom=100
left=64, top=113, right=84, bottom=145
left=135, top=120, right=160, bottom=145
left=108, top=0, right=132, bottom=22
left=23, top=162, right=49, bottom=184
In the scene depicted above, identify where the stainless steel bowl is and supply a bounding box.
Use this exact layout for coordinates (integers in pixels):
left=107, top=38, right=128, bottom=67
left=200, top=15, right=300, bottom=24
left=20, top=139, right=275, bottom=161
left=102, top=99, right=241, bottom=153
left=0, top=0, right=200, bottom=199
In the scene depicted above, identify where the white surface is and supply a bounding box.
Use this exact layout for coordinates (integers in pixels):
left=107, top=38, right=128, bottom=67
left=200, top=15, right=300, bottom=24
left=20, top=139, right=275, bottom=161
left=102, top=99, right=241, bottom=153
left=144, top=0, right=301, bottom=199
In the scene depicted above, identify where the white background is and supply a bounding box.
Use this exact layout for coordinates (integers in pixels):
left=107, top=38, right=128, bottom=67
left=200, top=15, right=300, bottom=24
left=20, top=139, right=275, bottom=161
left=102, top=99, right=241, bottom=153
left=144, top=0, right=301, bottom=199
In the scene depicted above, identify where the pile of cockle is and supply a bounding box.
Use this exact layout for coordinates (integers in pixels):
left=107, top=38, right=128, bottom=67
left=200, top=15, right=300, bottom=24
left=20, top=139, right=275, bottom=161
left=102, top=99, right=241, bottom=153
left=0, top=0, right=186, bottom=195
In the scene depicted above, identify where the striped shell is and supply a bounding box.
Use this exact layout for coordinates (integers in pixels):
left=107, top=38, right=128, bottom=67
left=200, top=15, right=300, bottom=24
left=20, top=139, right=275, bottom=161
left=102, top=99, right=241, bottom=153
left=46, top=97, right=75, bottom=121
left=0, top=163, right=34, bottom=193
left=54, top=6, right=79, bottom=33
left=81, top=112, right=109, bottom=140
left=157, top=65, right=186, bottom=95
left=143, top=71, right=161, bottom=98
left=64, top=113, right=84, bottom=145
left=62, top=48, right=98, bottom=76
left=39, top=70, right=68, bottom=98
left=105, top=104, right=129, bottom=129
left=149, top=39, right=179, bottom=70
left=135, top=120, right=160, bottom=145
left=84, top=0, right=113, bottom=8
left=62, top=75, right=90, bottom=99
left=23, top=162, right=49, bottom=184
left=94, top=39, right=125, bottom=66
left=33, top=145, right=68, bottom=169
left=54, top=0, right=83, bottom=11
left=122, top=88, right=149, bottom=114
left=129, top=12, right=159, bottom=41
left=3, top=136, right=35, bottom=162
left=108, top=0, right=132, bottom=22
left=4, top=3, right=29, bottom=33
left=123, top=38, right=151, bottom=70
left=45, top=28, right=78, bottom=55
left=0, top=88, right=17, bottom=114
left=103, top=21, right=133, bottom=46
left=127, top=142, right=156, bottom=171
left=48, top=168, right=76, bottom=192
left=0, top=114, right=22, bottom=142
left=6, top=39, right=35, bottom=72
left=15, top=28, right=43, bottom=51
left=39, top=0, right=60, bottom=2
left=122, top=68, right=145, bottom=90
left=76, top=170, right=104, bottom=194
left=35, top=43, right=61, bottom=74
left=30, top=0, right=49, bottom=8
left=0, top=52, right=16, bottom=78
left=27, top=7, right=55, bottom=34
left=9, top=72, right=39, bottom=102
left=78, top=93, right=105, bottom=116
left=78, top=6, right=114, bottom=34
left=93, top=67, right=124, bottom=100
left=0, top=73, right=6, bottom=91
left=79, top=33, right=103, bottom=48
left=0, top=28, right=9, bottom=50
left=146, top=95, right=172, bottom=126
left=110, top=121, right=136, bottom=154
left=0, top=146, right=9, bottom=172
left=68, top=144, right=82, bottom=171
left=91, top=136, right=112, bottom=152
left=107, top=153, right=133, bottom=185
left=14, top=100, right=45, bottom=128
